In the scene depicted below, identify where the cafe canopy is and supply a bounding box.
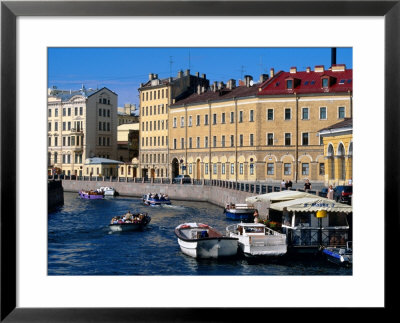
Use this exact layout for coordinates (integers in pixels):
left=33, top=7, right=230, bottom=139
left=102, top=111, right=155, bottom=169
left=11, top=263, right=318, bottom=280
left=268, top=196, right=353, bottom=214
left=246, top=190, right=316, bottom=204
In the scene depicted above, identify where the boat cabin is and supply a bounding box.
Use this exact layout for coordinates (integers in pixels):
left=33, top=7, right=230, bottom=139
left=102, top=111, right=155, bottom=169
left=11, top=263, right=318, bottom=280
left=225, top=203, right=254, bottom=210
left=236, top=223, right=266, bottom=236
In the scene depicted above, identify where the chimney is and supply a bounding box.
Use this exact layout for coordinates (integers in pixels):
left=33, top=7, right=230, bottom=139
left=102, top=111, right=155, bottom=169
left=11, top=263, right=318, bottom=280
left=306, top=67, right=311, bottom=73
left=218, top=81, right=224, bottom=90
left=201, top=86, right=206, bottom=93
left=331, top=64, right=346, bottom=72
left=259, top=74, right=268, bottom=83
left=213, top=81, right=218, bottom=92
left=227, top=79, right=236, bottom=90
left=185, top=69, right=190, bottom=76
left=177, top=70, right=183, bottom=78
left=154, top=74, right=158, bottom=79
left=315, top=65, right=325, bottom=73
left=244, top=75, right=253, bottom=87
left=202, top=73, right=206, bottom=79
left=270, top=68, right=275, bottom=78
left=149, top=73, right=154, bottom=81
left=331, top=48, right=337, bottom=66
left=290, top=67, right=297, bottom=74
left=197, top=84, right=201, bottom=95
left=195, top=72, right=199, bottom=77
left=168, top=77, right=173, bottom=82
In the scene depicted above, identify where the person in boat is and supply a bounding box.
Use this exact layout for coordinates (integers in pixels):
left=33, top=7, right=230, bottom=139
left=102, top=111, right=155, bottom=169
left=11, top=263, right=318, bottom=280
left=154, top=193, right=159, bottom=200
left=253, top=209, right=260, bottom=223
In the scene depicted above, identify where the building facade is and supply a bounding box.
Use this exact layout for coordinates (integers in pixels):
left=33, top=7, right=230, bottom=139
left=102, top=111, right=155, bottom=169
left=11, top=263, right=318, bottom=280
left=169, top=64, right=353, bottom=183
left=319, top=118, right=353, bottom=186
left=138, top=70, right=209, bottom=179
left=47, top=86, right=118, bottom=176
left=118, top=103, right=139, bottom=125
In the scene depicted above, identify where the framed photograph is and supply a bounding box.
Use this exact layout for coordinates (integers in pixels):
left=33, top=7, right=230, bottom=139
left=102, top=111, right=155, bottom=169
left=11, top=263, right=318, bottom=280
left=1, top=0, right=398, bottom=321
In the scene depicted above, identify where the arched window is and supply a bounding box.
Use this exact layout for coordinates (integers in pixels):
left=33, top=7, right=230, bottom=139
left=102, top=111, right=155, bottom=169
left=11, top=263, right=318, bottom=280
left=338, top=143, right=346, bottom=180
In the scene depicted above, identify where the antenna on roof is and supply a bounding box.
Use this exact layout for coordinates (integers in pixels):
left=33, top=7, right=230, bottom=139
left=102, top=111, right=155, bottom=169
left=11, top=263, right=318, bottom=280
left=169, top=56, right=174, bottom=77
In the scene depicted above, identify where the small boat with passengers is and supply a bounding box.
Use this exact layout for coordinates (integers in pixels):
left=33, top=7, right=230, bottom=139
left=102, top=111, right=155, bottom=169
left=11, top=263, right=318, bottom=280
left=109, top=211, right=151, bottom=232
left=79, top=189, right=104, bottom=200
left=224, top=203, right=255, bottom=222
left=99, top=186, right=117, bottom=196
left=175, top=223, right=238, bottom=259
left=226, top=222, right=287, bottom=257
left=321, top=241, right=352, bottom=266
left=143, top=193, right=171, bottom=206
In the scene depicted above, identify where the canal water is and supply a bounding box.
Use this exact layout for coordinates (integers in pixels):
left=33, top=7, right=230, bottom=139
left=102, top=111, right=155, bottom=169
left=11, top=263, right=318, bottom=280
left=48, top=192, right=352, bottom=276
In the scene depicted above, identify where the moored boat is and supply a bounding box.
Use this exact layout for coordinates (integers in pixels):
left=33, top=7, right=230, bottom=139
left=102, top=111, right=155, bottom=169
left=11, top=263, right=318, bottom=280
left=321, top=241, right=352, bottom=266
left=79, top=189, right=104, bottom=199
left=226, top=223, right=287, bottom=256
left=143, top=193, right=171, bottom=206
left=109, top=211, right=151, bottom=232
left=175, top=223, right=238, bottom=258
left=100, top=186, right=117, bottom=196
left=224, top=203, right=255, bottom=222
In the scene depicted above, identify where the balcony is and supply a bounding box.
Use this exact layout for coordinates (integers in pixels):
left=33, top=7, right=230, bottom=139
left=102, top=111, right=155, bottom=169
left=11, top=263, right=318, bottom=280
left=70, top=128, right=83, bottom=134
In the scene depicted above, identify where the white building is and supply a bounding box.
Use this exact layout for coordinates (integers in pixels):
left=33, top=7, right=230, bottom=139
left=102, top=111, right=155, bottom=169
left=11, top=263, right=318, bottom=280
left=47, top=86, right=118, bottom=176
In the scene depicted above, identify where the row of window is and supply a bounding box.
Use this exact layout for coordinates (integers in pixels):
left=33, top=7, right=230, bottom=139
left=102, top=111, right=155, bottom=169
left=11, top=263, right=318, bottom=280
left=142, top=89, right=168, bottom=102
left=48, top=106, right=84, bottom=118
left=48, top=121, right=84, bottom=132
left=98, top=137, right=111, bottom=146
left=141, top=104, right=168, bottom=117
left=141, top=136, right=168, bottom=147
left=171, top=133, right=313, bottom=150
left=99, top=108, right=111, bottom=118
left=48, top=152, right=83, bottom=165
left=99, top=98, right=111, bottom=105
left=141, top=153, right=167, bottom=164
left=180, top=162, right=325, bottom=176
left=171, top=106, right=346, bottom=128
left=48, top=135, right=83, bottom=147
left=99, top=122, right=111, bottom=132
left=142, top=119, right=168, bottom=132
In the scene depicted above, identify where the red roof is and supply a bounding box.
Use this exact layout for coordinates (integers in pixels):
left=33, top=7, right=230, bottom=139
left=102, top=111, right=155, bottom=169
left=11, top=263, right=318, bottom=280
left=258, top=67, right=352, bottom=96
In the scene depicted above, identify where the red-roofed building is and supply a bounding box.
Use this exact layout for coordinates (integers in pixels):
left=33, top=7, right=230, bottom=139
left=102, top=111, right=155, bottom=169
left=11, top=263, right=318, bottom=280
left=162, top=65, right=352, bottom=183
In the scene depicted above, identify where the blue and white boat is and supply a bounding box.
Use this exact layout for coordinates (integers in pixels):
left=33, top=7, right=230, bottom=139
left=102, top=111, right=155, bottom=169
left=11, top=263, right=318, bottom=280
left=143, top=193, right=171, bottom=206
left=224, top=203, right=255, bottom=222
left=321, top=241, right=352, bottom=266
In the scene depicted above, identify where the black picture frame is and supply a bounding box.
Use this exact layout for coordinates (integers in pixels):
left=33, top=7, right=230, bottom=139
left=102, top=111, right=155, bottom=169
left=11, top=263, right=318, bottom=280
left=1, top=1, right=398, bottom=321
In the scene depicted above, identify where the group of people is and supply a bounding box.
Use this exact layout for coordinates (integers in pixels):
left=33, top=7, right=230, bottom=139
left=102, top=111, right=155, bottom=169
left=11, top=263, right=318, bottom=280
left=148, top=193, right=169, bottom=200
left=280, top=179, right=293, bottom=190
left=110, top=211, right=145, bottom=224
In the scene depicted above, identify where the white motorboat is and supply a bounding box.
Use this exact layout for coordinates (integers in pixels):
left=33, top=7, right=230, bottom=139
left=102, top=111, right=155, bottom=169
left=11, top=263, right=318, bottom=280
left=224, top=203, right=255, bottom=222
left=174, top=223, right=238, bottom=259
left=100, top=186, right=117, bottom=196
left=226, top=223, right=287, bottom=256
left=109, top=212, right=151, bottom=232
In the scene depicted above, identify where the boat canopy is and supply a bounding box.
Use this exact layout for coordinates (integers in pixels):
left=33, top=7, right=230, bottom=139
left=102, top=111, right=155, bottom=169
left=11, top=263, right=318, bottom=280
left=245, top=191, right=315, bottom=204
left=268, top=196, right=352, bottom=213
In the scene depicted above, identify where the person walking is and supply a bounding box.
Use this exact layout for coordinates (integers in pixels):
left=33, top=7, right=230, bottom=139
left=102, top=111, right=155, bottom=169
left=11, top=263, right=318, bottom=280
left=304, top=179, right=312, bottom=192
left=281, top=179, right=286, bottom=190
left=327, top=185, right=334, bottom=200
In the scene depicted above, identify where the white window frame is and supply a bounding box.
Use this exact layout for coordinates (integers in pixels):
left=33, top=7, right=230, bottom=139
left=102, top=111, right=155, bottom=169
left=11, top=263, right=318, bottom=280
left=284, top=107, right=292, bottom=120
left=173, top=117, right=177, bottom=128
left=284, top=132, right=292, bottom=146
left=302, top=132, right=309, bottom=146
left=319, top=106, right=327, bottom=120
left=267, top=108, right=274, bottom=121
left=188, top=115, right=192, bottom=127
left=338, top=106, right=346, bottom=119
left=267, top=133, right=274, bottom=146
left=302, top=107, right=309, bottom=120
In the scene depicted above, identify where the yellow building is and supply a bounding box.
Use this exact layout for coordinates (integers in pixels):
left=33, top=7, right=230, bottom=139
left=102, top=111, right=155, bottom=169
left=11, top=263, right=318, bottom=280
left=138, top=70, right=209, bottom=179
left=47, top=86, right=118, bottom=177
left=169, top=65, right=353, bottom=183
left=319, top=118, right=353, bottom=186
left=118, top=103, right=139, bottom=125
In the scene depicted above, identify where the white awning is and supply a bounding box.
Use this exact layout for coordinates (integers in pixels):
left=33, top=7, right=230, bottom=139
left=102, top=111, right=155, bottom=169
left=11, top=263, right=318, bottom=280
left=268, top=197, right=352, bottom=213
left=246, top=190, right=315, bottom=204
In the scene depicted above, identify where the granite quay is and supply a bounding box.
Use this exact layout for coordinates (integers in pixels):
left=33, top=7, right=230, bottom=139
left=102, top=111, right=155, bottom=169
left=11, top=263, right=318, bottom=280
left=58, top=175, right=327, bottom=219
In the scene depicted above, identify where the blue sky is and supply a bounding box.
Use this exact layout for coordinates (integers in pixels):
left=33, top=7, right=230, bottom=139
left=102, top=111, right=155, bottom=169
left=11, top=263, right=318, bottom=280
left=48, top=47, right=352, bottom=107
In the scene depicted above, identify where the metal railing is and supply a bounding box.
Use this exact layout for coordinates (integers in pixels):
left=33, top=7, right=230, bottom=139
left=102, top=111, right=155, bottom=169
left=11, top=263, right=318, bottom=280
left=47, top=174, right=329, bottom=198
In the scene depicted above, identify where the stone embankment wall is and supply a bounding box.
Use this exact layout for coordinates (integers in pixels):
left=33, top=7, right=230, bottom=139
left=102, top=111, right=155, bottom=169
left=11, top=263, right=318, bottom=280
left=61, top=180, right=272, bottom=217
left=48, top=180, right=64, bottom=212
